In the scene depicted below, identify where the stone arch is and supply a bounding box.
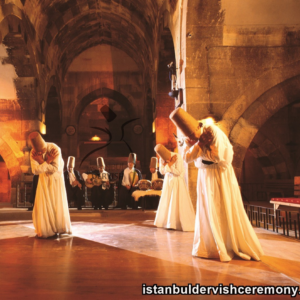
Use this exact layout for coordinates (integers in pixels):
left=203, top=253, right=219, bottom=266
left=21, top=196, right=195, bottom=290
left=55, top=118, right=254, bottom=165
left=0, top=7, right=37, bottom=68
left=75, top=87, right=137, bottom=124
left=227, top=75, right=300, bottom=177
left=0, top=4, right=23, bottom=36
left=220, top=60, right=300, bottom=135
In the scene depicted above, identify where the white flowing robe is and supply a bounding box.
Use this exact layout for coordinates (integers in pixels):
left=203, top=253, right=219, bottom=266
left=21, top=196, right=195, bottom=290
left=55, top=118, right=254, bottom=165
left=154, top=152, right=195, bottom=231
left=30, top=143, right=72, bottom=238
left=183, top=124, right=264, bottom=261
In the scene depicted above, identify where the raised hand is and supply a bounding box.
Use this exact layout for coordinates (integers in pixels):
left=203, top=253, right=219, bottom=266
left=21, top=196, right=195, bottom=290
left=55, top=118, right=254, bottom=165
left=169, top=155, right=177, bottom=167
left=184, top=137, right=197, bottom=148
left=46, top=148, right=59, bottom=164
left=198, top=127, right=213, bottom=148
left=171, top=155, right=177, bottom=162
left=31, top=150, right=44, bottom=164
left=162, top=160, right=168, bottom=166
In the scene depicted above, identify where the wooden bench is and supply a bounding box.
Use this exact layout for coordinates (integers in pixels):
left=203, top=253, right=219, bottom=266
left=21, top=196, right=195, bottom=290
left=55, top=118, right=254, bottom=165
left=257, top=180, right=294, bottom=200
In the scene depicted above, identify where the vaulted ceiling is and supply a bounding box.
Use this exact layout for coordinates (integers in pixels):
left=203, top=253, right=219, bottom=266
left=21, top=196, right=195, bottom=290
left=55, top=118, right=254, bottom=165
left=23, top=0, right=162, bottom=77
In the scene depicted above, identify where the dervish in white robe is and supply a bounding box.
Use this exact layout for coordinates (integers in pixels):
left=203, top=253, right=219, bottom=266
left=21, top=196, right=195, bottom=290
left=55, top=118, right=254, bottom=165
left=154, top=152, right=195, bottom=231
left=30, top=143, right=72, bottom=238
left=183, top=123, right=264, bottom=262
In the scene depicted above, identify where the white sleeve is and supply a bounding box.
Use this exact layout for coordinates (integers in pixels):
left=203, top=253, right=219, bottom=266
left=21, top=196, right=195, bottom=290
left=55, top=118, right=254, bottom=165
left=204, top=125, right=233, bottom=167
left=82, top=173, right=88, bottom=181
left=164, top=154, right=183, bottom=176
left=30, top=145, right=62, bottom=176
left=159, top=158, right=167, bottom=175
left=183, top=143, right=202, bottom=164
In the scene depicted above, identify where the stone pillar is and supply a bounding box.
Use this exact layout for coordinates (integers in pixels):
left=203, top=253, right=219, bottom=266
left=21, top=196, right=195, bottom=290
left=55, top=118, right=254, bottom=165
left=183, top=0, right=224, bottom=205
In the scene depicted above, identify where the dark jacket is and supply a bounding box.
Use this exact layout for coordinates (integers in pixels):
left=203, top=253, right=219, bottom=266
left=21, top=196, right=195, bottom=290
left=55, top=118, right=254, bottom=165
left=64, top=170, right=84, bottom=187
left=146, top=170, right=164, bottom=181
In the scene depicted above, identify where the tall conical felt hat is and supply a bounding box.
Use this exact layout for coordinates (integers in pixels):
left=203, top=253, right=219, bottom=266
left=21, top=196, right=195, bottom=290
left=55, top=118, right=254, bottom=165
left=28, top=131, right=47, bottom=152
left=128, top=153, right=136, bottom=164
left=67, top=156, right=75, bottom=168
left=169, top=107, right=200, bottom=137
left=97, top=157, right=105, bottom=168
left=149, top=157, right=158, bottom=169
left=154, top=144, right=171, bottom=161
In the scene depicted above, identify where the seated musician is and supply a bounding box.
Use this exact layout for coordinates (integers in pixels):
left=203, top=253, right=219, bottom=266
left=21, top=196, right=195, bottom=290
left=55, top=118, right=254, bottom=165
left=118, top=153, right=142, bottom=210
left=82, top=157, right=112, bottom=210
left=64, top=156, right=84, bottom=210
left=146, top=157, right=164, bottom=181
left=143, top=157, right=163, bottom=209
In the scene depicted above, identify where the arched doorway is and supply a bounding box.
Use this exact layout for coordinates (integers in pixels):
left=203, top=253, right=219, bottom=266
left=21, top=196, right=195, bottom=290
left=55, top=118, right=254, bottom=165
left=78, top=97, right=133, bottom=164
left=234, top=77, right=300, bottom=201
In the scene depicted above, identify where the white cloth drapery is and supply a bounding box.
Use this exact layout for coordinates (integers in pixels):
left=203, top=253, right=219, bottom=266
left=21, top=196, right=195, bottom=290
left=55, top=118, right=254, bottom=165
left=183, top=124, right=264, bottom=262
left=154, top=153, right=195, bottom=231
left=30, top=143, right=72, bottom=238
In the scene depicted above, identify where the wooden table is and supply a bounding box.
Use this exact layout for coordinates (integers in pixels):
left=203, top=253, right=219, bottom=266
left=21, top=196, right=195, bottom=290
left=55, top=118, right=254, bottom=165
left=270, top=198, right=300, bottom=219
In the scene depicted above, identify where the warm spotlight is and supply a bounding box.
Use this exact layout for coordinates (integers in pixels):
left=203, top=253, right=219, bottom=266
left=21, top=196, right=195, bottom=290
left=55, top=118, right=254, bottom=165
left=90, top=135, right=101, bottom=141
left=199, top=117, right=215, bottom=126
left=204, top=117, right=215, bottom=126
left=40, top=124, right=46, bottom=135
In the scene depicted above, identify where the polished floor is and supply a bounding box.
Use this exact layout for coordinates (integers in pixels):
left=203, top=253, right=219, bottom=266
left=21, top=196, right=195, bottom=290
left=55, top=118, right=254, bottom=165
left=0, top=208, right=299, bottom=299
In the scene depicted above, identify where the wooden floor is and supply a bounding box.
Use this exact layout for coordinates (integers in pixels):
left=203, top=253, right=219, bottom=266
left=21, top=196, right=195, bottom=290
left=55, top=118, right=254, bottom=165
left=0, top=209, right=299, bottom=299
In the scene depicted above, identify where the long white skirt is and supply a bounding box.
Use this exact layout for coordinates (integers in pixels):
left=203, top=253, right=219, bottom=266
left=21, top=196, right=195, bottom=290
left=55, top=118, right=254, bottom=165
left=32, top=173, right=72, bottom=238
left=154, top=173, right=195, bottom=231
left=193, top=164, right=264, bottom=261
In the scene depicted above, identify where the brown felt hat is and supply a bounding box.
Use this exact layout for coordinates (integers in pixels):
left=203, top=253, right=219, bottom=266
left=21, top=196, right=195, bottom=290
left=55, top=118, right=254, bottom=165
left=155, top=144, right=171, bottom=161
left=149, top=157, right=158, bottom=169
left=97, top=157, right=105, bottom=168
left=67, top=156, right=75, bottom=168
left=128, top=153, right=136, bottom=164
left=169, top=107, right=200, bottom=137
left=28, top=131, right=47, bottom=152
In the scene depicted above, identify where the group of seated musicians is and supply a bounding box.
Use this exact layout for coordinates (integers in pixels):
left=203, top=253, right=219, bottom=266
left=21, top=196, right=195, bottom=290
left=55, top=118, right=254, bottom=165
left=29, top=152, right=163, bottom=210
